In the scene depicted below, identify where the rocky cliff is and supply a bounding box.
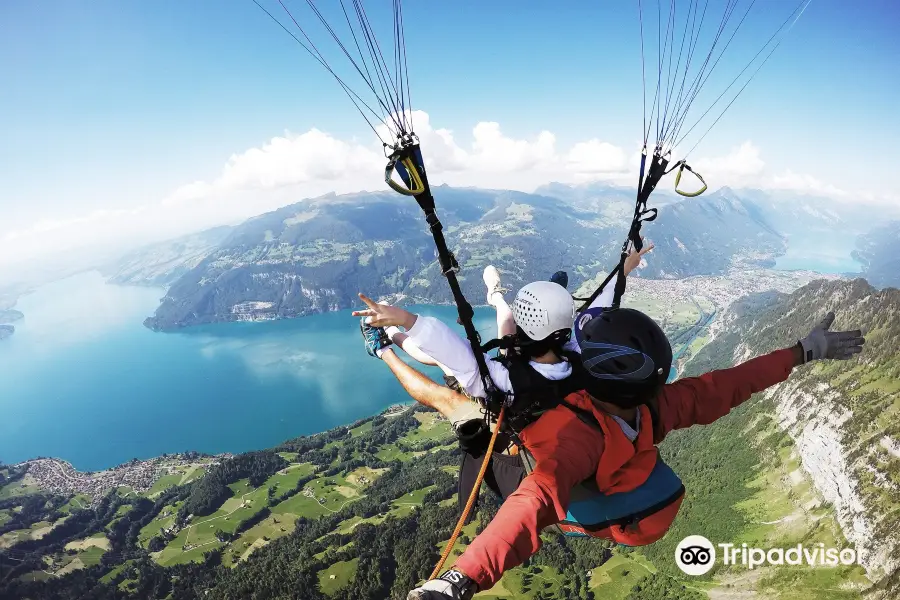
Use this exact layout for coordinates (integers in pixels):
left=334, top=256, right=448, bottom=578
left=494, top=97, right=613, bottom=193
left=690, top=278, right=900, bottom=590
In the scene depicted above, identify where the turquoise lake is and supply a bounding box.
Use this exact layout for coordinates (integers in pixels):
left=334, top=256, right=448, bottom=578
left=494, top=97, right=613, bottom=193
left=0, top=271, right=497, bottom=471
left=773, top=230, right=863, bottom=275
left=0, top=242, right=860, bottom=472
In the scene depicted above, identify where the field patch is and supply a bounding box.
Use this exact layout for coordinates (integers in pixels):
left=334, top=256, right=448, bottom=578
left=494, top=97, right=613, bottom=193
left=589, top=553, right=653, bottom=599
left=389, top=485, right=435, bottom=518
left=401, top=415, right=453, bottom=446
left=65, top=533, right=111, bottom=552
left=0, top=474, right=41, bottom=499
left=223, top=513, right=298, bottom=567
left=59, top=494, right=91, bottom=514
left=56, top=557, right=85, bottom=576
left=138, top=501, right=183, bottom=547
left=259, top=465, right=314, bottom=497
left=147, top=473, right=183, bottom=497
left=100, top=562, right=130, bottom=584
left=151, top=471, right=360, bottom=566
left=179, top=464, right=207, bottom=485
left=375, top=445, right=415, bottom=462
left=271, top=492, right=330, bottom=519
left=239, top=538, right=269, bottom=562
left=349, top=421, right=374, bottom=437
left=345, top=466, right=386, bottom=487
left=318, top=557, right=359, bottom=596
left=1, top=516, right=70, bottom=548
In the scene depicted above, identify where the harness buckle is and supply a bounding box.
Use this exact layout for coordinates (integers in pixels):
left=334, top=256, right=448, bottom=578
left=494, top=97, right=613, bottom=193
left=618, top=517, right=640, bottom=533
left=441, top=253, right=461, bottom=276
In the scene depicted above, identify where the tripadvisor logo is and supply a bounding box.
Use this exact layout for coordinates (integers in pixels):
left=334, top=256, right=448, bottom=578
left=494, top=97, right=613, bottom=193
left=675, top=535, right=716, bottom=576
left=675, top=536, right=862, bottom=575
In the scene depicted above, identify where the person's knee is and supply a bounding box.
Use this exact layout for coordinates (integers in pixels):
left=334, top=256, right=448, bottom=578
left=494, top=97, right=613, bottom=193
left=446, top=397, right=485, bottom=428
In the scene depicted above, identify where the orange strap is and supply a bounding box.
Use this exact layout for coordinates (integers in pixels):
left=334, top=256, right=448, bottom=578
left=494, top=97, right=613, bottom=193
left=430, top=406, right=506, bottom=579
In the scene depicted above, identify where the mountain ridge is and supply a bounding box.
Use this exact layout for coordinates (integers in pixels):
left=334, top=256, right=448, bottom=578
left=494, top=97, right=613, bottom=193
left=853, top=220, right=900, bottom=289
left=143, top=184, right=788, bottom=331
left=680, top=277, right=900, bottom=592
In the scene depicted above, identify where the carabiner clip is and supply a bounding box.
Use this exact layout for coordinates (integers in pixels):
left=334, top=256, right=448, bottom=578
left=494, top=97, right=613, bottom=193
left=674, top=162, right=707, bottom=197
left=384, top=155, right=426, bottom=196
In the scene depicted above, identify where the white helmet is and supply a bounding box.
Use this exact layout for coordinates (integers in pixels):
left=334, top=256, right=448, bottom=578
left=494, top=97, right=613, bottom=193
left=512, top=281, right=575, bottom=341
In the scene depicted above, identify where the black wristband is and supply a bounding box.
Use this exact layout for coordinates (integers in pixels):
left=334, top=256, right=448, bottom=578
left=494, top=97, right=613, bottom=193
left=439, top=570, right=478, bottom=599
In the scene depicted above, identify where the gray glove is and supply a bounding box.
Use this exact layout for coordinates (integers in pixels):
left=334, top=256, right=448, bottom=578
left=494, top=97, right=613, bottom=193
left=798, top=312, right=865, bottom=364
left=407, top=570, right=478, bottom=600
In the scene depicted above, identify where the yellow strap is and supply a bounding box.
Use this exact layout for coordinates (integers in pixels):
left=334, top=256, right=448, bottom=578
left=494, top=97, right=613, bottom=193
left=385, top=155, right=426, bottom=196
left=674, top=162, right=707, bottom=197
left=430, top=406, right=506, bottom=580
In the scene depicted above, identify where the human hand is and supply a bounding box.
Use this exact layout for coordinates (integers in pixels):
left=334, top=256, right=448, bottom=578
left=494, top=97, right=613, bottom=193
left=797, top=312, right=865, bottom=364
left=407, top=570, right=477, bottom=600
left=351, top=293, right=417, bottom=329
left=624, top=239, right=654, bottom=276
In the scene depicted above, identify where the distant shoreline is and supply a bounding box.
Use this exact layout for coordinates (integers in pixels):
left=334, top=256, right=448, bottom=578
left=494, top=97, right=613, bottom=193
left=9, top=402, right=418, bottom=477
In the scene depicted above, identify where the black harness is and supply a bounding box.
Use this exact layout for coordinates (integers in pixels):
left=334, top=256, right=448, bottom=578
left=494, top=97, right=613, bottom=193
left=495, top=350, right=589, bottom=431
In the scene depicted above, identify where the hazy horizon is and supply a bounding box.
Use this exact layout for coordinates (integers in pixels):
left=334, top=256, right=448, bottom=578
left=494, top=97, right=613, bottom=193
left=3, top=0, right=899, bottom=281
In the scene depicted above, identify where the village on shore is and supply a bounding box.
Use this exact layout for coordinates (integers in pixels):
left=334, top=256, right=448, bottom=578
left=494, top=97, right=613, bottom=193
left=13, top=453, right=228, bottom=505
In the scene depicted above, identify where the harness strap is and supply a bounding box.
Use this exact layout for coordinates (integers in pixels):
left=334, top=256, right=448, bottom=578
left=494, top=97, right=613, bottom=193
left=392, top=143, right=504, bottom=413
left=480, top=334, right=519, bottom=353
left=578, top=151, right=670, bottom=312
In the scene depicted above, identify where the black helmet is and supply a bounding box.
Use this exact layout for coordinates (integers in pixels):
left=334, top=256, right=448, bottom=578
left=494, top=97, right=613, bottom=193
left=576, top=308, right=672, bottom=408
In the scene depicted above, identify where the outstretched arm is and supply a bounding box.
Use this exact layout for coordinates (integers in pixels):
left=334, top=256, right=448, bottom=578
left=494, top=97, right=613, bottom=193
left=653, top=347, right=798, bottom=441
left=403, top=315, right=513, bottom=398
left=453, top=405, right=602, bottom=591
left=583, top=242, right=655, bottom=310
left=653, top=312, right=865, bottom=442
left=352, top=293, right=513, bottom=398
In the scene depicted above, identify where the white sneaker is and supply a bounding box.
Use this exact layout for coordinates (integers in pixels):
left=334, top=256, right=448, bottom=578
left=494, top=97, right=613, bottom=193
left=482, top=265, right=506, bottom=306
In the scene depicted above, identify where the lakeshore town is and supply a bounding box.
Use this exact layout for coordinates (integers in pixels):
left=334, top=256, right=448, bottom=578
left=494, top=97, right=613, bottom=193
left=8, top=404, right=411, bottom=505
left=624, top=267, right=836, bottom=309
left=9, top=454, right=226, bottom=506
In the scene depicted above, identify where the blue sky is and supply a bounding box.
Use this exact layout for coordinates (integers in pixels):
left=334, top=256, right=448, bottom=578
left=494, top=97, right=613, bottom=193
left=1, top=0, right=898, bottom=270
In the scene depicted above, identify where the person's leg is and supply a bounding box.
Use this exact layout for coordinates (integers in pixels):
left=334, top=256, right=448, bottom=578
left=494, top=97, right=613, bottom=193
left=381, top=348, right=481, bottom=425
left=385, top=326, right=456, bottom=375
left=451, top=406, right=602, bottom=591
left=483, top=266, right=516, bottom=338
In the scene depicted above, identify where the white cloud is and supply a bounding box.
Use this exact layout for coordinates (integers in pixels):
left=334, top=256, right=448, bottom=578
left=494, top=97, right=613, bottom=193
left=691, top=141, right=766, bottom=183
left=567, top=139, right=629, bottom=176
left=686, top=142, right=858, bottom=201
left=163, top=128, right=384, bottom=206
left=469, top=122, right=556, bottom=172
left=767, top=169, right=846, bottom=197
left=1, top=115, right=881, bottom=277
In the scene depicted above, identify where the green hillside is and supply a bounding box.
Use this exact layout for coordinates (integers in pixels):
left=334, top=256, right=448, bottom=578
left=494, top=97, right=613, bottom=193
left=2, top=280, right=897, bottom=599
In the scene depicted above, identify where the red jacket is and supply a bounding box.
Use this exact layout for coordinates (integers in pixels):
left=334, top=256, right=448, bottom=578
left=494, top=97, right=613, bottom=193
left=454, top=348, right=797, bottom=590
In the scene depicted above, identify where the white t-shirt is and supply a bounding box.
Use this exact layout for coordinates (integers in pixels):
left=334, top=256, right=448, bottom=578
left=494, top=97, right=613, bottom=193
left=405, top=272, right=619, bottom=400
